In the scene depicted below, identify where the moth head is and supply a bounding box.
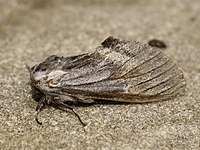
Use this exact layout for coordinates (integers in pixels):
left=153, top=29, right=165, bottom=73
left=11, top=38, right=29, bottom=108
left=26, top=64, right=44, bottom=102
left=28, top=55, right=63, bottom=81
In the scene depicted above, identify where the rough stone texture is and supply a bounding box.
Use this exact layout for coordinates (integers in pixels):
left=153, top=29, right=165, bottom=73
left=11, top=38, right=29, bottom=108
left=0, top=0, right=199, bottom=149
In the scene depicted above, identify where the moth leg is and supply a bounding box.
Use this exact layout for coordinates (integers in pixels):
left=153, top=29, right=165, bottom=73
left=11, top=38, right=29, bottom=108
left=35, top=96, right=46, bottom=125
left=51, top=99, right=86, bottom=126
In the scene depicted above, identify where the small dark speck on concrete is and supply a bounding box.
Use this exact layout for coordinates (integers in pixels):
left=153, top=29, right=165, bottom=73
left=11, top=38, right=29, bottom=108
left=148, top=39, right=167, bottom=49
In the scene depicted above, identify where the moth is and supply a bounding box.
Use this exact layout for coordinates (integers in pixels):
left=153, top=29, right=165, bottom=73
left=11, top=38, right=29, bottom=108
left=27, top=36, right=186, bottom=126
left=148, top=39, right=167, bottom=49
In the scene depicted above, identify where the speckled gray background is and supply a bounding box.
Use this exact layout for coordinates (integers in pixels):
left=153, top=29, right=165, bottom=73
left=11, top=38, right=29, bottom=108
left=0, top=0, right=199, bottom=149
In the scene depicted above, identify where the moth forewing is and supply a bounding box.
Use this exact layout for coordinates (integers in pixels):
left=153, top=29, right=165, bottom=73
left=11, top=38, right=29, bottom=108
left=28, top=36, right=186, bottom=125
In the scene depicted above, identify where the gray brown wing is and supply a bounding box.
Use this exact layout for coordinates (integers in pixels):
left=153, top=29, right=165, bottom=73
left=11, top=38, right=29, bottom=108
left=58, top=37, right=186, bottom=102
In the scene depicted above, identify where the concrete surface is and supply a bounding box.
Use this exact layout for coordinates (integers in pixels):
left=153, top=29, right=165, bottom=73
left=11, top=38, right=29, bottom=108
left=0, top=0, right=199, bottom=149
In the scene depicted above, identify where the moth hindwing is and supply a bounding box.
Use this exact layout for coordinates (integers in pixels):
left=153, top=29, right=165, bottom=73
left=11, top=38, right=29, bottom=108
left=27, top=36, right=186, bottom=126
